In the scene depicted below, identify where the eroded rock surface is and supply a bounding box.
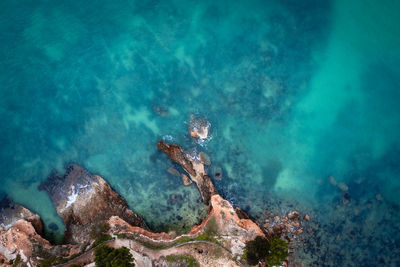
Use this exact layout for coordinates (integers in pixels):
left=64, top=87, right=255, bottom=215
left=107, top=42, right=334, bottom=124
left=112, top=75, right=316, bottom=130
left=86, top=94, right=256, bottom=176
left=38, top=164, right=147, bottom=244
left=0, top=196, right=43, bottom=235
left=0, top=140, right=279, bottom=266
left=0, top=219, right=51, bottom=265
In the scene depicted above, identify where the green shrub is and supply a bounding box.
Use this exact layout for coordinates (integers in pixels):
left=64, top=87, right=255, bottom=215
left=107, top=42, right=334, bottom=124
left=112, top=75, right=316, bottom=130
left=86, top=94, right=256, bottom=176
left=204, top=217, right=219, bottom=236
left=244, top=235, right=289, bottom=266
left=12, top=254, right=21, bottom=267
left=91, top=234, right=113, bottom=248
left=244, top=236, right=270, bottom=265
left=266, top=236, right=289, bottom=266
left=94, top=245, right=135, bottom=267
left=90, top=223, right=113, bottom=248
left=90, top=223, right=110, bottom=239
left=166, top=255, right=198, bottom=267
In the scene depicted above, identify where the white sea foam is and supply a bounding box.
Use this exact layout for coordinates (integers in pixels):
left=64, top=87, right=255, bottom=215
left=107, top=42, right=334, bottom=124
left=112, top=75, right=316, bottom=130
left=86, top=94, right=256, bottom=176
left=61, top=185, right=79, bottom=212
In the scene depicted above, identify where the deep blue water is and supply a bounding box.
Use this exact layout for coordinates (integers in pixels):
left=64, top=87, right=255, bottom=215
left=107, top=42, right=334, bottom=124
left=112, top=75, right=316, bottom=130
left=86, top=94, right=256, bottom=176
left=1, top=0, right=400, bottom=265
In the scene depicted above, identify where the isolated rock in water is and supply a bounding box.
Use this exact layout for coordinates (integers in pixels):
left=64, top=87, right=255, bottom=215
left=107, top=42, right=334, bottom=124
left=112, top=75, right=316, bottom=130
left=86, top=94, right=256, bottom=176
left=0, top=196, right=43, bottom=235
left=188, top=115, right=210, bottom=140
left=38, top=164, right=147, bottom=244
left=181, top=173, right=192, bottom=186
left=157, top=141, right=216, bottom=206
left=288, top=211, right=300, bottom=220
left=199, top=152, right=211, bottom=165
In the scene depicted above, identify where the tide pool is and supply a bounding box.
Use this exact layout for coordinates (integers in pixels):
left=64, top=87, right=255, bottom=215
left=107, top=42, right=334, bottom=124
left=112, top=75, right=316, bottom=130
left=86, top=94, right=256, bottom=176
left=1, top=0, right=400, bottom=265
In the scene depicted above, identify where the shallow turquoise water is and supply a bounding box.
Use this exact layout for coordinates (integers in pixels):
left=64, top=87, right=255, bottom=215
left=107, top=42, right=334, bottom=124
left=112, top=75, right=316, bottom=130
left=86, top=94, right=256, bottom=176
left=1, top=0, right=400, bottom=265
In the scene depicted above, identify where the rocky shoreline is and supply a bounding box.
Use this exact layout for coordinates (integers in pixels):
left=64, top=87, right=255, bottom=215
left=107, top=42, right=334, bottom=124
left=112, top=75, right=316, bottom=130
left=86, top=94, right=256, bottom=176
left=0, top=139, right=305, bottom=266
left=38, top=164, right=147, bottom=245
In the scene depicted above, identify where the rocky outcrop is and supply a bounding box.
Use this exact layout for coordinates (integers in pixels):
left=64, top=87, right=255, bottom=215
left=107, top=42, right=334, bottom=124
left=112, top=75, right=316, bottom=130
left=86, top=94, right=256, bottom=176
left=107, top=193, right=264, bottom=261
left=0, top=139, right=280, bottom=266
left=0, top=219, right=51, bottom=265
left=157, top=141, right=216, bottom=206
left=109, top=141, right=265, bottom=260
left=0, top=196, right=43, bottom=236
left=38, top=164, right=147, bottom=244
left=188, top=115, right=210, bottom=140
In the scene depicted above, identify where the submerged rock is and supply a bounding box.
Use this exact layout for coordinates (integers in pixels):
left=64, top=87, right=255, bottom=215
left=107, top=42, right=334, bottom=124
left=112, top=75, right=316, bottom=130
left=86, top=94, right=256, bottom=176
left=329, top=176, right=337, bottom=186
left=198, top=152, right=211, bottom=165
left=376, top=194, right=383, bottom=201
left=152, top=104, right=168, bottom=116
left=48, top=222, right=59, bottom=231
left=213, top=166, right=223, bottom=180
left=168, top=194, right=183, bottom=205
left=288, top=211, right=300, bottom=220
left=167, top=166, right=180, bottom=176
left=338, top=182, right=349, bottom=191
left=38, top=164, right=147, bottom=244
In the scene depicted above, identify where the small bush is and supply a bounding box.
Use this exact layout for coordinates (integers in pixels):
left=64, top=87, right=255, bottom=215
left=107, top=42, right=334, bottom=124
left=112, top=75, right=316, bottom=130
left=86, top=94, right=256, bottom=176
left=166, top=255, right=198, bottom=267
left=90, top=223, right=110, bottom=239
left=90, top=223, right=113, bottom=248
left=244, top=236, right=270, bottom=265
left=12, top=254, right=21, bottom=267
left=244, top=235, right=289, bottom=266
left=266, top=236, right=289, bottom=266
left=204, top=217, right=219, bottom=236
left=94, top=245, right=135, bottom=267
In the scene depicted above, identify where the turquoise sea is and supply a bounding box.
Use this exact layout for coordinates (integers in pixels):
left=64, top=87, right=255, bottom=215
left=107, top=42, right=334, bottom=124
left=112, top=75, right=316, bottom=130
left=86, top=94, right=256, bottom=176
left=1, top=0, right=400, bottom=265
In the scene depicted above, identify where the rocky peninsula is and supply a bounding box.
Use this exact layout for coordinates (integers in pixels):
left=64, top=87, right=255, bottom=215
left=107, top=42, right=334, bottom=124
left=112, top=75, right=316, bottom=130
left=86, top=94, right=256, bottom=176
left=0, top=139, right=303, bottom=266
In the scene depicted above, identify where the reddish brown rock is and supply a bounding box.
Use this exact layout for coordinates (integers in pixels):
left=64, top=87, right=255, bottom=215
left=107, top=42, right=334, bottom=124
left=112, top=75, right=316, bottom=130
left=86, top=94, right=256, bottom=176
left=109, top=194, right=264, bottom=257
left=157, top=141, right=216, bottom=206
left=288, top=211, right=300, bottom=220
left=0, top=197, right=43, bottom=236
left=157, top=141, right=196, bottom=176
left=292, top=221, right=300, bottom=228
left=181, top=173, right=192, bottom=186
left=39, top=164, right=148, bottom=244
left=0, top=219, right=51, bottom=264
left=188, top=116, right=210, bottom=140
